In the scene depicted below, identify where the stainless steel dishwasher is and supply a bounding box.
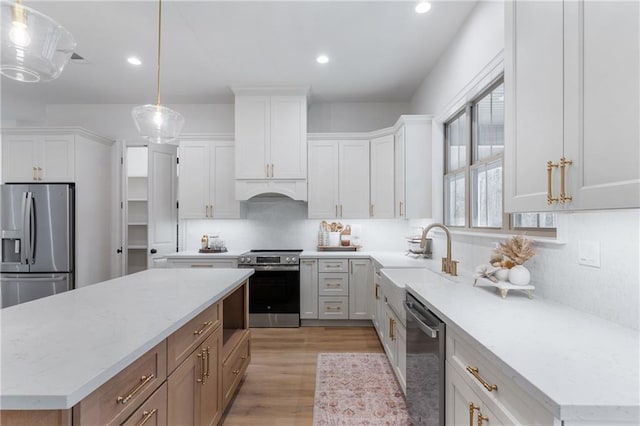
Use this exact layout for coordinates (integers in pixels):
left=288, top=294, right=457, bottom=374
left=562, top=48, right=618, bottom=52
left=405, top=292, right=445, bottom=426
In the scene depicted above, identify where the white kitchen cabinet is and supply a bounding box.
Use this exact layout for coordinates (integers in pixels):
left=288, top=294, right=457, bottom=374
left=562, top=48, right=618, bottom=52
left=505, top=0, right=639, bottom=212
left=233, top=88, right=308, bottom=201
left=394, top=115, right=433, bottom=218
left=2, top=134, right=75, bottom=182
left=372, top=264, right=384, bottom=339
left=308, top=140, right=370, bottom=219
left=2, top=128, right=114, bottom=289
left=370, top=134, right=395, bottom=218
left=348, top=259, right=372, bottom=320
left=178, top=140, right=239, bottom=219
left=300, top=259, right=318, bottom=319
left=381, top=303, right=406, bottom=392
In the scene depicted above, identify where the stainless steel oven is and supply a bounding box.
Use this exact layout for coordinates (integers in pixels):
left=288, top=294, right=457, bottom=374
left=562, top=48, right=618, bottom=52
left=238, top=250, right=302, bottom=327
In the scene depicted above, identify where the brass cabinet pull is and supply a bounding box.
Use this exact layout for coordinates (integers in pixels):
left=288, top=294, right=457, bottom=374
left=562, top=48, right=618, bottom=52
left=370, top=204, right=374, bottom=217
left=205, top=346, right=211, bottom=378
left=478, top=412, right=489, bottom=426
left=468, top=403, right=479, bottom=426
left=265, top=164, right=269, bottom=177
left=546, top=160, right=559, bottom=204
left=560, top=157, right=573, bottom=203
left=32, top=167, right=37, bottom=181
left=196, top=351, right=206, bottom=384
left=399, top=201, right=404, bottom=216
left=325, top=264, right=342, bottom=269
left=335, top=205, right=338, bottom=217
left=270, top=164, right=274, bottom=177
left=326, top=306, right=341, bottom=312
left=466, top=366, right=498, bottom=392
left=389, top=318, right=395, bottom=340
left=116, top=374, right=155, bottom=404
left=137, top=409, right=158, bottom=426
left=37, top=167, right=42, bottom=181
left=326, top=282, right=342, bottom=288
left=193, top=320, right=213, bottom=336
left=340, top=205, right=343, bottom=217
left=375, top=284, right=380, bottom=300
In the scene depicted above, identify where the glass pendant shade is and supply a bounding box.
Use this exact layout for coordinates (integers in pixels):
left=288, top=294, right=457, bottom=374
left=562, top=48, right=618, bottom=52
left=1, top=0, right=76, bottom=82
left=131, top=104, right=185, bottom=144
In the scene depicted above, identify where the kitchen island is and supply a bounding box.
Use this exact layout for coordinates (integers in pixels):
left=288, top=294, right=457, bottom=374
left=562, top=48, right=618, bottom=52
left=0, top=268, right=253, bottom=425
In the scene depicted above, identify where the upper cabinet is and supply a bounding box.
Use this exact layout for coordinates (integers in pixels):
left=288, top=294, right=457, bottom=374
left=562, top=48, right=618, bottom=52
left=2, top=134, right=75, bottom=182
left=308, top=139, right=370, bottom=219
left=233, top=87, right=308, bottom=200
left=394, top=115, right=433, bottom=219
left=370, top=134, right=395, bottom=218
left=505, top=0, right=639, bottom=212
left=178, top=140, right=240, bottom=219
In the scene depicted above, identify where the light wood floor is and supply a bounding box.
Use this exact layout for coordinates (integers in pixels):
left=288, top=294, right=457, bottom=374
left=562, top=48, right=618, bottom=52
left=221, top=326, right=383, bottom=426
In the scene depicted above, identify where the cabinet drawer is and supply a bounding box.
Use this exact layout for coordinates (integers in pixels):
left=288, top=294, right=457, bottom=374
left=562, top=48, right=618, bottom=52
left=121, top=382, right=167, bottom=426
left=318, top=296, right=349, bottom=319
left=223, top=330, right=251, bottom=407
left=318, top=259, right=348, bottom=273
left=318, top=272, right=349, bottom=296
left=167, top=302, right=221, bottom=373
left=446, top=328, right=554, bottom=424
left=73, top=341, right=167, bottom=426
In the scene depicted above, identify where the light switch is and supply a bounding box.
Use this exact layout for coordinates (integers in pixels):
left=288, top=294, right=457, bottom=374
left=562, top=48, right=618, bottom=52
left=578, top=240, right=601, bottom=268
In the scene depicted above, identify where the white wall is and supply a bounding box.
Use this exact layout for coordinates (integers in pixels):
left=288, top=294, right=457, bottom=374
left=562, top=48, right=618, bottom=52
left=409, top=0, right=640, bottom=329
left=308, top=102, right=410, bottom=132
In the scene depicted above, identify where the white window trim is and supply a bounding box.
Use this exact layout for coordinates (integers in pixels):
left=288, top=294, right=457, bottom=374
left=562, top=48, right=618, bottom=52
left=436, top=50, right=563, bottom=240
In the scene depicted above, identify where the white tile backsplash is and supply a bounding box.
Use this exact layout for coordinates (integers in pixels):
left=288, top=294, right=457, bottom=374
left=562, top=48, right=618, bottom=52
left=180, top=197, right=410, bottom=252
left=428, top=210, right=640, bottom=330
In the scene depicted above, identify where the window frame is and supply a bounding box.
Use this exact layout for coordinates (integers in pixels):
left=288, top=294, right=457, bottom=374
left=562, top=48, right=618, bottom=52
left=443, top=75, right=556, bottom=238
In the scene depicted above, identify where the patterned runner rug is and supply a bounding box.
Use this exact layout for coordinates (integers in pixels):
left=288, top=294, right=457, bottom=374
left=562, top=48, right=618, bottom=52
left=313, top=353, right=411, bottom=425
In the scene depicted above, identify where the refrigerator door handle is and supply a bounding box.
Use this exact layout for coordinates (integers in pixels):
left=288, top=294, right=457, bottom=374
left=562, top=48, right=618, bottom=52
left=29, top=193, right=36, bottom=264
left=0, top=275, right=67, bottom=282
left=20, top=192, right=31, bottom=265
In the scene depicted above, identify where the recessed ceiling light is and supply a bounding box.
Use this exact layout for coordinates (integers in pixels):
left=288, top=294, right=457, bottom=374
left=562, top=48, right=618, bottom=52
left=316, top=55, right=329, bottom=64
left=415, top=2, right=432, bottom=14
left=127, top=56, right=142, bottom=66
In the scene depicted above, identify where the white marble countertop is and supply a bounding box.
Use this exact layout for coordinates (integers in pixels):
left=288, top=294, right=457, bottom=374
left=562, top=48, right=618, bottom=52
left=386, top=265, right=639, bottom=422
left=0, top=268, right=253, bottom=410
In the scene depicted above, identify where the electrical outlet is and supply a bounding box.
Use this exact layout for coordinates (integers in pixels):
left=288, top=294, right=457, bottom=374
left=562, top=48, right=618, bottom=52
left=578, top=240, right=601, bottom=268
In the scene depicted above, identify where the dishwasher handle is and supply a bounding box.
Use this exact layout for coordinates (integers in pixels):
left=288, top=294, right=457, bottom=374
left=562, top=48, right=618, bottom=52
left=405, top=300, right=440, bottom=338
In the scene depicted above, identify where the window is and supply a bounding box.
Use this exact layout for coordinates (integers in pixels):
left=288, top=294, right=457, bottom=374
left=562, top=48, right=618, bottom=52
left=444, top=77, right=555, bottom=235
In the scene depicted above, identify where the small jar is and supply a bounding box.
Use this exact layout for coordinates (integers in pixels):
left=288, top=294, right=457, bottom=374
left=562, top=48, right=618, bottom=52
left=201, top=235, right=209, bottom=249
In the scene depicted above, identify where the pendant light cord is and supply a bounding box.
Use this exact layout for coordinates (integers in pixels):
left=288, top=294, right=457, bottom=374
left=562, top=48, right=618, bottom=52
left=156, top=0, right=162, bottom=106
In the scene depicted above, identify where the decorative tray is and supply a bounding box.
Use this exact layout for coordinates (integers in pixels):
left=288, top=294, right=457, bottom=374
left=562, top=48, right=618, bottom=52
left=198, top=248, right=228, bottom=253
left=474, top=276, right=535, bottom=299
left=317, top=245, right=361, bottom=251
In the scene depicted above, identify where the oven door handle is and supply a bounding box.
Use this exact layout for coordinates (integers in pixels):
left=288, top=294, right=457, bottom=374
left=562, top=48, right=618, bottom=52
left=238, top=265, right=299, bottom=272
left=405, top=301, right=439, bottom=338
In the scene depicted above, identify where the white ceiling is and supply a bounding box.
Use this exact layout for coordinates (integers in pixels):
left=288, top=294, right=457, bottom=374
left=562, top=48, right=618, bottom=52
left=2, top=0, right=477, bottom=105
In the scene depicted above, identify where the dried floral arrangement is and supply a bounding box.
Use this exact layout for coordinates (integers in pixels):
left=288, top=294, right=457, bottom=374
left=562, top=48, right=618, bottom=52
left=491, top=235, right=535, bottom=268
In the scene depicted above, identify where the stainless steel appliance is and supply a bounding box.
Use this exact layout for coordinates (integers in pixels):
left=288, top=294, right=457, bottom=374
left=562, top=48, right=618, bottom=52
left=405, top=292, right=445, bottom=425
left=238, top=249, right=301, bottom=327
left=1, top=184, right=74, bottom=308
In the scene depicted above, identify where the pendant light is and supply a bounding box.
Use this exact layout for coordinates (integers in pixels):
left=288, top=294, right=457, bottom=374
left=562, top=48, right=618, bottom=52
left=0, top=0, right=77, bottom=82
left=131, top=0, right=184, bottom=144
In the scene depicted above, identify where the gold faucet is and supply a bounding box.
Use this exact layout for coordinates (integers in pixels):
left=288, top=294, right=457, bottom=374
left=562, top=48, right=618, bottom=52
left=420, top=223, right=458, bottom=276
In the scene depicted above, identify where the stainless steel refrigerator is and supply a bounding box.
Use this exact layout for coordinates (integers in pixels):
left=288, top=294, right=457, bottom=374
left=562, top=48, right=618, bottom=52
left=1, top=183, right=74, bottom=308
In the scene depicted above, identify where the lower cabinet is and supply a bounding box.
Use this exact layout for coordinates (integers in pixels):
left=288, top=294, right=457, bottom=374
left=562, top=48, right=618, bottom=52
left=302, top=257, right=372, bottom=321
left=382, top=303, right=406, bottom=393
left=446, top=362, right=512, bottom=426
left=122, top=382, right=167, bottom=426
left=222, top=330, right=251, bottom=408
left=445, top=326, right=555, bottom=425
left=372, top=265, right=384, bottom=339
left=168, top=327, right=222, bottom=426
